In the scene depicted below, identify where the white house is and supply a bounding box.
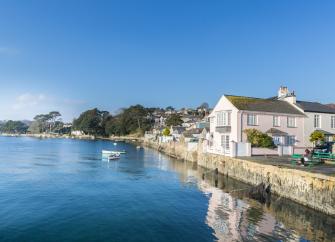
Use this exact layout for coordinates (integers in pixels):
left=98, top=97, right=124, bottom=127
left=277, top=87, right=335, bottom=146
left=71, top=130, right=84, bottom=136
left=208, top=93, right=305, bottom=156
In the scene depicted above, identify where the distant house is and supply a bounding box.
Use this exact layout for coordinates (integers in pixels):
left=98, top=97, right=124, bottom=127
left=195, top=117, right=210, bottom=129
left=71, top=130, right=84, bottom=136
left=277, top=87, right=335, bottom=146
left=153, top=115, right=166, bottom=128
left=181, top=128, right=204, bottom=142
left=170, top=126, right=186, bottom=141
left=208, top=92, right=305, bottom=155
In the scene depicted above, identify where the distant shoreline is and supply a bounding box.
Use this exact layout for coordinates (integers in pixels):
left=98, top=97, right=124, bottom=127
left=0, top=133, right=143, bottom=143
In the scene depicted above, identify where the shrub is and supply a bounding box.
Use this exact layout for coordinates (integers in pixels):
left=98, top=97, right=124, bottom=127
left=162, top=128, right=171, bottom=136
left=244, top=129, right=275, bottom=148
left=309, top=130, right=325, bottom=145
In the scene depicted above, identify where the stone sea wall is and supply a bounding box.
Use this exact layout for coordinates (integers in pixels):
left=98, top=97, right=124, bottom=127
left=143, top=139, right=335, bottom=216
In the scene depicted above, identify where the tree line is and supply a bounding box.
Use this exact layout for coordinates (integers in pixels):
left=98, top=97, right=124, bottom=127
left=73, top=105, right=155, bottom=136
left=0, top=102, right=210, bottom=136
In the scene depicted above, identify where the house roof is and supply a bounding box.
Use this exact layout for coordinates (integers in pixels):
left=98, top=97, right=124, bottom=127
left=315, top=129, right=335, bottom=136
left=183, top=128, right=203, bottom=138
left=266, top=128, right=288, bottom=136
left=296, top=101, right=335, bottom=114
left=225, top=95, right=305, bottom=115
left=171, top=126, right=186, bottom=134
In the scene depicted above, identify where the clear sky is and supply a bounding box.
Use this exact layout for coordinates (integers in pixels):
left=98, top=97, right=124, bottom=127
left=0, top=0, right=334, bottom=121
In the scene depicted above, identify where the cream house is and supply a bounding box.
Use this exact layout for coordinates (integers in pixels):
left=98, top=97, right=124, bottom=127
left=208, top=93, right=305, bottom=156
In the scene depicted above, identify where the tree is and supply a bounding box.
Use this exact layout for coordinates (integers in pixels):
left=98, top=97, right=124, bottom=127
left=72, top=108, right=109, bottom=136
left=162, top=128, right=170, bottom=136
left=28, top=120, right=43, bottom=134
left=244, top=129, right=275, bottom=148
left=105, top=105, right=153, bottom=136
left=165, top=106, right=175, bottom=111
left=29, top=111, right=63, bottom=133
left=310, top=130, right=325, bottom=146
left=198, top=102, right=209, bottom=110
left=165, top=114, right=183, bottom=127
left=0, top=120, right=28, bottom=134
left=105, top=116, right=124, bottom=136
left=48, top=111, right=62, bottom=132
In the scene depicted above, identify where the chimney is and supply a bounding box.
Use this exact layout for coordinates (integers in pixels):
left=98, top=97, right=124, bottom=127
left=278, top=86, right=289, bottom=98
left=277, top=86, right=296, bottom=104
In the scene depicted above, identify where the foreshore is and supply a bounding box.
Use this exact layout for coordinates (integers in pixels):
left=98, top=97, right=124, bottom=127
left=2, top=133, right=335, bottom=217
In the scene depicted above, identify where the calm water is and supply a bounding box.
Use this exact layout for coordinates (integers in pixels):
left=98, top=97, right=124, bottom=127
left=0, top=137, right=334, bottom=242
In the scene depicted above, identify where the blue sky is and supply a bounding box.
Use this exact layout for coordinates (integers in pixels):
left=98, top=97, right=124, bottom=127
left=0, top=0, right=334, bottom=121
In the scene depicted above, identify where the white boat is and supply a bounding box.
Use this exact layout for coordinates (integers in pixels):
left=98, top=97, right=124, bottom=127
left=108, top=154, right=120, bottom=161
left=117, top=150, right=127, bottom=154
left=102, top=149, right=126, bottom=155
left=102, top=150, right=114, bottom=155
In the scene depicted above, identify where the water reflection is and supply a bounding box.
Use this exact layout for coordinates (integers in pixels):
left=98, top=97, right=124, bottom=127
left=164, top=157, right=335, bottom=242
left=0, top=137, right=334, bottom=242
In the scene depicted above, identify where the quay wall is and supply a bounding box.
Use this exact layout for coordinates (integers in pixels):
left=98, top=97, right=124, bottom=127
left=143, top=139, right=335, bottom=216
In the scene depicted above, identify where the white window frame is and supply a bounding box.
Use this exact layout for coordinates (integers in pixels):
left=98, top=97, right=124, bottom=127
left=273, top=116, right=280, bottom=127
left=272, top=136, right=282, bottom=145
left=216, top=111, right=231, bottom=127
left=314, top=114, right=321, bottom=128
left=331, top=116, right=335, bottom=129
left=286, top=135, right=296, bottom=146
left=287, top=117, right=296, bottom=128
left=247, top=114, right=258, bottom=126
left=221, top=134, right=230, bottom=153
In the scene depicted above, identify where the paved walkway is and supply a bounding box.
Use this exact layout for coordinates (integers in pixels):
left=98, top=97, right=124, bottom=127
left=241, top=156, right=335, bottom=176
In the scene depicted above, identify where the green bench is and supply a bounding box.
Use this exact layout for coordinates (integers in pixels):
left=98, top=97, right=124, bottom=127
left=291, top=154, right=303, bottom=166
left=291, top=154, right=322, bottom=167
left=313, top=152, right=335, bottom=163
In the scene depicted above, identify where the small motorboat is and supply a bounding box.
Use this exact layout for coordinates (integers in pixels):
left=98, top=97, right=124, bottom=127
left=113, top=143, right=117, bottom=146
left=108, top=154, right=120, bottom=161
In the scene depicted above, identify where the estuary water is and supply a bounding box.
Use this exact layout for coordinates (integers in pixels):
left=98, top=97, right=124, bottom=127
left=0, top=137, right=334, bottom=242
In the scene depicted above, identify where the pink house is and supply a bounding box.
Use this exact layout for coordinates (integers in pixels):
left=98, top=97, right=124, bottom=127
left=208, top=94, right=305, bottom=156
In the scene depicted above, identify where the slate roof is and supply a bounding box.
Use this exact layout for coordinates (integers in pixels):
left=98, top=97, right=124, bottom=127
left=266, top=128, right=288, bottom=136
left=171, top=126, right=186, bottom=134
left=296, top=101, right=335, bottom=114
left=315, top=129, right=335, bottom=136
left=225, top=95, right=305, bottom=115
left=183, top=128, right=203, bottom=136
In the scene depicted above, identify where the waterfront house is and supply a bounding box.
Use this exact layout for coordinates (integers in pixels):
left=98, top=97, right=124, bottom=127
left=277, top=87, right=335, bottom=146
left=180, top=128, right=203, bottom=143
left=208, top=93, right=305, bottom=156
left=170, top=126, right=186, bottom=141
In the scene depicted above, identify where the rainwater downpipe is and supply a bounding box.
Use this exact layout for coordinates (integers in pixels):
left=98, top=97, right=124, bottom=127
left=240, top=111, right=244, bottom=142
